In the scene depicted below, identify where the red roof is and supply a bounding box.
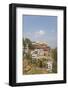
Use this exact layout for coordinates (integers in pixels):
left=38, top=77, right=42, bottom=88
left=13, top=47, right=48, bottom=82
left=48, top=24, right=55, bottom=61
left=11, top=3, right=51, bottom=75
left=33, top=44, right=50, bottom=51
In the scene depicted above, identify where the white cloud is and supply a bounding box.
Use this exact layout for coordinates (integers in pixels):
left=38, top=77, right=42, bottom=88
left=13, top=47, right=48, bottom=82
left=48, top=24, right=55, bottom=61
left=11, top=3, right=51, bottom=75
left=35, top=30, right=45, bottom=36
left=24, top=30, right=46, bottom=41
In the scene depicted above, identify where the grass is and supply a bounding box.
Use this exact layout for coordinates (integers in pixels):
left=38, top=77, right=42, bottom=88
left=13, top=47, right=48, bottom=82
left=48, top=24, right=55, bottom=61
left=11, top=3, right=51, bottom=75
left=23, top=58, right=57, bottom=75
left=28, top=69, right=43, bottom=74
left=24, top=65, right=48, bottom=75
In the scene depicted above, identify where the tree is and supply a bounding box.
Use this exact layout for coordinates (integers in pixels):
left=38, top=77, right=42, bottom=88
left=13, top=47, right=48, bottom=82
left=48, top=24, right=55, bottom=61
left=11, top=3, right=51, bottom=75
left=51, top=48, right=57, bottom=73
left=23, top=38, right=34, bottom=50
left=51, top=48, right=57, bottom=62
left=23, top=38, right=26, bottom=48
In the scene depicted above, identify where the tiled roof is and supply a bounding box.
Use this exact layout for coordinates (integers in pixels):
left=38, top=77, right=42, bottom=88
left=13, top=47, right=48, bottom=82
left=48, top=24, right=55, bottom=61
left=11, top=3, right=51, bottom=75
left=32, top=44, right=50, bottom=51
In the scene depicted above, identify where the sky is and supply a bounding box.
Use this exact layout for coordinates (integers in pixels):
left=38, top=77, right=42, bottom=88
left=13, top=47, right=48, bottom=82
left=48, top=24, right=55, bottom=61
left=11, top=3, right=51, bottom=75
left=23, top=15, right=57, bottom=48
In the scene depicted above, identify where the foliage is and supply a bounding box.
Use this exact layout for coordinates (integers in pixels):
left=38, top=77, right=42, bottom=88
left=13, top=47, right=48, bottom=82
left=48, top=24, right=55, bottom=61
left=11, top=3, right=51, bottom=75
left=52, top=61, right=57, bottom=73
left=51, top=48, right=57, bottom=62
left=23, top=39, right=26, bottom=48
left=51, top=48, right=57, bottom=73
left=26, top=53, right=32, bottom=60
left=37, top=60, right=43, bottom=68
left=23, top=38, right=34, bottom=50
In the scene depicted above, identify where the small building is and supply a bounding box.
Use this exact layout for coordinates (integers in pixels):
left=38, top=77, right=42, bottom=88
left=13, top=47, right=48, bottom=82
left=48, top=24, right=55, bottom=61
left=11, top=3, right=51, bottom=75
left=46, top=59, right=53, bottom=72
left=31, top=42, right=51, bottom=59
left=24, top=41, right=53, bottom=72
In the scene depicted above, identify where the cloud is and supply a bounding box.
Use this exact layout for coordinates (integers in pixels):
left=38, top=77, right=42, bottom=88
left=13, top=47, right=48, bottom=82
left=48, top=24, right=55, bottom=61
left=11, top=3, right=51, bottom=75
left=35, top=30, right=45, bottom=36
left=24, top=30, right=46, bottom=41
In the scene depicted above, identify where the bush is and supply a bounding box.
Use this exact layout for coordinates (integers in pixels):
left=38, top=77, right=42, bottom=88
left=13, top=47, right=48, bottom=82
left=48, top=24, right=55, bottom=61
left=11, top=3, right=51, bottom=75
left=52, top=61, right=57, bottom=73
left=37, top=60, right=42, bottom=68
left=26, top=53, right=32, bottom=60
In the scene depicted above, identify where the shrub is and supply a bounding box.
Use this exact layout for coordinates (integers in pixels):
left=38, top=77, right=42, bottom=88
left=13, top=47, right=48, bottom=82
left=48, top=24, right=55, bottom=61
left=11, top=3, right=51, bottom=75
left=52, top=61, right=57, bottom=73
